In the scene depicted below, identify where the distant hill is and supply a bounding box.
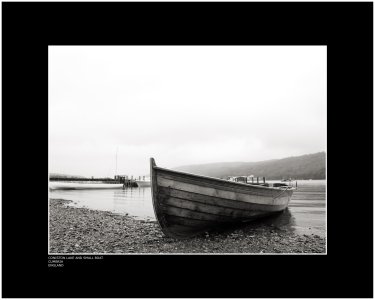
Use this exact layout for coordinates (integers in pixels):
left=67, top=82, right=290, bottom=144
left=173, top=152, right=326, bottom=180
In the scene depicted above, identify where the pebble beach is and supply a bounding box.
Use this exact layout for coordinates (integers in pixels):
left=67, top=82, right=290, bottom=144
left=49, top=198, right=326, bottom=254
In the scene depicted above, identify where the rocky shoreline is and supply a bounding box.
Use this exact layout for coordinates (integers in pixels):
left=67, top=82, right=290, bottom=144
left=49, top=198, right=326, bottom=254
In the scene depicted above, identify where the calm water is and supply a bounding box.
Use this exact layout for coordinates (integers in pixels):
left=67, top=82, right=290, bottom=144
left=50, top=187, right=155, bottom=220
left=49, top=180, right=326, bottom=237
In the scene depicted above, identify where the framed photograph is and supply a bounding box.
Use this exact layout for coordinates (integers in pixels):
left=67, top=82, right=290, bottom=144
left=2, top=2, right=373, bottom=298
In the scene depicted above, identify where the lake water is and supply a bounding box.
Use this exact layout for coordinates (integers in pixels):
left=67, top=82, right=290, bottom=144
left=49, top=180, right=326, bottom=237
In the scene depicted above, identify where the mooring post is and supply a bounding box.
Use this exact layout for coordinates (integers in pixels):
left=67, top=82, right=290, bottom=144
left=263, top=177, right=265, bottom=184
left=257, top=177, right=259, bottom=184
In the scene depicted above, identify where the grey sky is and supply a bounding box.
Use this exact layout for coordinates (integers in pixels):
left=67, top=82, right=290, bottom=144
left=49, top=46, right=326, bottom=177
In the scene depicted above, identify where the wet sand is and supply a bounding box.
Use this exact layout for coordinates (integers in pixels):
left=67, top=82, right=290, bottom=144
left=49, top=198, right=326, bottom=254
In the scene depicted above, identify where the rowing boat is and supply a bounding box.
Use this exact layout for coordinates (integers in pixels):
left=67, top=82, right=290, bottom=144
left=150, top=158, right=294, bottom=238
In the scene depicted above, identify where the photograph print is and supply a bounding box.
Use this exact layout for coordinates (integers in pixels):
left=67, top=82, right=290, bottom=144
left=48, top=45, right=327, bottom=254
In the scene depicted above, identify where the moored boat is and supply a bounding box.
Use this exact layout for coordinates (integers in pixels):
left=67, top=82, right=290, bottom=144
left=150, top=158, right=294, bottom=238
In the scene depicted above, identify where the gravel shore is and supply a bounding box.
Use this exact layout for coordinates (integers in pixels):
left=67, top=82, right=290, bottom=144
left=49, top=198, right=326, bottom=254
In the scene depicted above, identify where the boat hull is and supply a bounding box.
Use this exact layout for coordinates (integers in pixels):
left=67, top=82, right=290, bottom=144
left=150, top=158, right=293, bottom=238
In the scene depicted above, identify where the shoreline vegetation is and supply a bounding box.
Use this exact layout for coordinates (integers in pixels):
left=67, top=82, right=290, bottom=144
left=49, top=198, right=326, bottom=254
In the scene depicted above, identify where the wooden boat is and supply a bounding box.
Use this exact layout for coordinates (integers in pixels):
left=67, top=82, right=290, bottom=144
left=150, top=158, right=294, bottom=238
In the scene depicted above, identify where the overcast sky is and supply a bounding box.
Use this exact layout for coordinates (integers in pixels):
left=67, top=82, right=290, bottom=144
left=49, top=46, right=326, bottom=177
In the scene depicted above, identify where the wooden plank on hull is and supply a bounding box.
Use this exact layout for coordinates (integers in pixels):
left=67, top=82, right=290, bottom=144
left=158, top=186, right=288, bottom=212
left=155, top=167, right=288, bottom=193
left=157, top=171, right=280, bottom=196
left=163, top=195, right=275, bottom=219
left=162, top=205, right=237, bottom=222
left=157, top=177, right=290, bottom=206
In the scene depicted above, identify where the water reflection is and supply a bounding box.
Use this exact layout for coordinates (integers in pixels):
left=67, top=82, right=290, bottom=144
left=112, top=187, right=154, bottom=220
left=49, top=186, right=155, bottom=220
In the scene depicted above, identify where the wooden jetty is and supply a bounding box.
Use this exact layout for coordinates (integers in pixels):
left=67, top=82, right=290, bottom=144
left=49, top=182, right=125, bottom=190
left=150, top=158, right=294, bottom=238
left=49, top=176, right=138, bottom=187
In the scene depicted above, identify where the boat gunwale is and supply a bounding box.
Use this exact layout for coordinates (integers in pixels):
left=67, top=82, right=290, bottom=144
left=153, top=165, right=295, bottom=192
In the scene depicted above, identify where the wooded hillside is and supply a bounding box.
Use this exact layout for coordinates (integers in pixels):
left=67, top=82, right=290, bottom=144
left=174, top=152, right=326, bottom=180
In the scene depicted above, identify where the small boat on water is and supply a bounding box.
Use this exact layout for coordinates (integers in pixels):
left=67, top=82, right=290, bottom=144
left=150, top=158, right=294, bottom=238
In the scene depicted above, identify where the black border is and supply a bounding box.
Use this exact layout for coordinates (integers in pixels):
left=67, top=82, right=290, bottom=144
left=2, top=2, right=373, bottom=298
